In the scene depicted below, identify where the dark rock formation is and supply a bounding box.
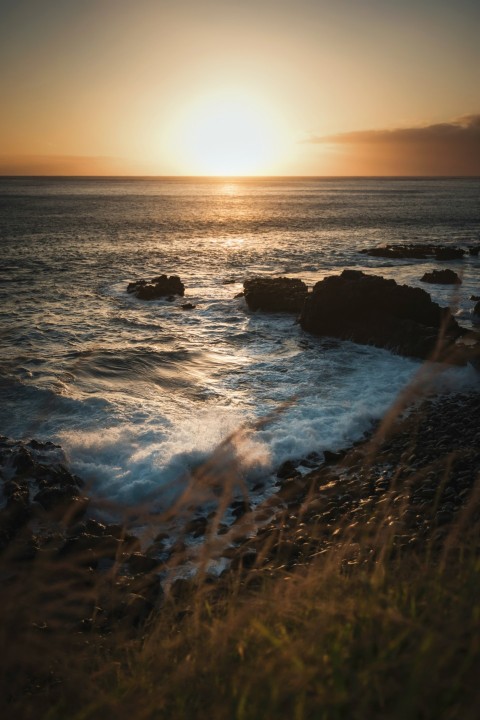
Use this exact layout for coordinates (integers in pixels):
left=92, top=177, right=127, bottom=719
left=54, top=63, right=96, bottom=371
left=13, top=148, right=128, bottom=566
left=474, top=301, right=480, bottom=320
left=361, top=244, right=465, bottom=261
left=469, top=245, right=480, bottom=256
left=299, top=270, right=464, bottom=359
left=276, top=460, right=301, bottom=480
left=0, top=437, right=163, bottom=634
left=420, top=269, right=462, bottom=284
left=127, top=275, right=185, bottom=300
left=181, top=303, right=196, bottom=310
left=243, top=277, right=308, bottom=313
left=0, top=438, right=88, bottom=549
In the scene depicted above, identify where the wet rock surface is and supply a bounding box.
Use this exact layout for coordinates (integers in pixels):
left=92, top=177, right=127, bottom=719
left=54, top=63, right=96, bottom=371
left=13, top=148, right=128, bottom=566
left=3, top=386, right=480, bottom=638
left=243, top=277, right=308, bottom=313
left=217, top=390, right=480, bottom=577
left=421, top=268, right=462, bottom=284
left=0, top=438, right=88, bottom=549
left=127, top=274, right=185, bottom=300
left=300, top=270, right=464, bottom=359
left=0, top=438, right=162, bottom=632
left=360, top=243, right=466, bottom=260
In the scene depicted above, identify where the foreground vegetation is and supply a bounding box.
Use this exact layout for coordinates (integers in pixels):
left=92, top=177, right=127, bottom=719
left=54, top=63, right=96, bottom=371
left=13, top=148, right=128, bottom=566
left=3, top=520, right=479, bottom=720
left=2, top=389, right=480, bottom=720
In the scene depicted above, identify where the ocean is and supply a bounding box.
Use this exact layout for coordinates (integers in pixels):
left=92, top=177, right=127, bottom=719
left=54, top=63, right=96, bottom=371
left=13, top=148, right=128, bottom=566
left=1, top=177, right=479, bottom=508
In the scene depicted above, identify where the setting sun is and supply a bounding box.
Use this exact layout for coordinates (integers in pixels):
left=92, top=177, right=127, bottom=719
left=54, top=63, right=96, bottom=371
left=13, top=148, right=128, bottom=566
left=172, top=93, right=285, bottom=175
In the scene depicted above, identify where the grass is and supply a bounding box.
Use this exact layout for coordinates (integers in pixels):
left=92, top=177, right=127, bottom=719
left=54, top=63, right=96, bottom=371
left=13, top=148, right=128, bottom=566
left=2, top=491, right=480, bottom=719
left=1, top=359, right=480, bottom=719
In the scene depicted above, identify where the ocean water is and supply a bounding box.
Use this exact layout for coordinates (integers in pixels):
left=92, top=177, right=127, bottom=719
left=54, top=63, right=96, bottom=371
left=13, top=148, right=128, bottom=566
left=1, top=177, right=479, bottom=507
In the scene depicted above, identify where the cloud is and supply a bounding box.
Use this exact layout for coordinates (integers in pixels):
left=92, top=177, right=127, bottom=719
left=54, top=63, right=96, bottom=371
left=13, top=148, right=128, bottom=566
left=306, top=115, right=480, bottom=175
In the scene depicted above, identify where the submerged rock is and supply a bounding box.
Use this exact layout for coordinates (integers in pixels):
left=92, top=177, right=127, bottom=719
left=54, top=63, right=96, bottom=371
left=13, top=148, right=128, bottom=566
left=127, top=275, right=185, bottom=300
left=361, top=243, right=465, bottom=261
left=420, top=269, right=462, bottom=284
left=243, top=277, right=308, bottom=313
left=299, top=270, right=464, bottom=359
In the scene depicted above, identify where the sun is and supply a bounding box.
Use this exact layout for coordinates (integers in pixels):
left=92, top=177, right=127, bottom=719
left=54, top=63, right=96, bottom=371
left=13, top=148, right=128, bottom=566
left=172, top=92, right=284, bottom=176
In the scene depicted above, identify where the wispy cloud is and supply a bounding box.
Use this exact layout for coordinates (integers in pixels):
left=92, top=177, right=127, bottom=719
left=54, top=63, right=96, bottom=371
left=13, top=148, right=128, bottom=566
left=305, top=115, right=480, bottom=175
left=308, top=115, right=480, bottom=145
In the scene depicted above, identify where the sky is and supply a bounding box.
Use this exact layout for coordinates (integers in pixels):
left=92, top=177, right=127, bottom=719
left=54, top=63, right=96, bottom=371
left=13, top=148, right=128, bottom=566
left=0, top=0, right=479, bottom=175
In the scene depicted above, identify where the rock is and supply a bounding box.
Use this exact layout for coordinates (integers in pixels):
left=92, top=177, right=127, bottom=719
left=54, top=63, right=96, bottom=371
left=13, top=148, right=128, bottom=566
left=300, top=270, right=464, bottom=360
left=69, top=519, right=108, bottom=537
left=127, top=275, right=185, bottom=300
left=0, top=438, right=88, bottom=546
left=181, top=303, right=196, bottom=310
left=0, top=492, right=32, bottom=547
left=34, top=484, right=77, bottom=510
left=323, top=450, right=346, bottom=464
left=231, top=500, right=250, bottom=520
left=13, top=446, right=36, bottom=474
left=230, top=549, right=257, bottom=570
left=169, top=577, right=192, bottom=601
left=469, top=245, right=480, bottom=256
left=420, top=269, right=462, bottom=284
left=471, top=295, right=480, bottom=301
left=59, top=532, right=122, bottom=562
left=276, top=460, right=301, bottom=480
left=360, top=244, right=465, bottom=261
left=185, top=516, right=208, bottom=538
left=127, top=552, right=160, bottom=574
left=243, top=277, right=308, bottom=313
left=474, top=301, right=480, bottom=321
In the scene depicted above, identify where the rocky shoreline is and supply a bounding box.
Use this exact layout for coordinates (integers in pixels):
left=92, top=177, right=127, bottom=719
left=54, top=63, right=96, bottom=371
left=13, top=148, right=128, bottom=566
left=220, top=388, right=480, bottom=579
left=1, top=260, right=479, bottom=640
left=1, top=385, right=479, bottom=633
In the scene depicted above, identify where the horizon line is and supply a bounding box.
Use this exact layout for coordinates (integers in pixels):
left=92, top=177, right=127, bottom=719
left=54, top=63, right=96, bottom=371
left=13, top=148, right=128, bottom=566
left=1, top=174, right=480, bottom=180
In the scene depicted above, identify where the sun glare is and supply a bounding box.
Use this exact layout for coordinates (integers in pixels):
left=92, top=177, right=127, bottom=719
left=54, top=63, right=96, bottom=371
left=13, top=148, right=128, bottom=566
left=172, top=93, right=284, bottom=176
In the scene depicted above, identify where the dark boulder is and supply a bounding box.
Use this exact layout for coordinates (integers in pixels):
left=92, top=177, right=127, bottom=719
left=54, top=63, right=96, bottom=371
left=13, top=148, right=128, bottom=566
left=276, top=460, right=301, bottom=480
left=421, top=269, right=462, bottom=285
left=127, top=275, right=185, bottom=300
left=0, top=439, right=88, bottom=548
left=474, top=301, right=480, bottom=320
left=185, top=516, right=208, bottom=538
left=230, top=500, right=250, bottom=520
left=300, top=270, right=464, bottom=360
left=323, top=450, right=346, bottom=464
left=243, top=277, right=308, bottom=313
left=361, top=244, right=465, bottom=261
left=469, top=245, right=480, bottom=256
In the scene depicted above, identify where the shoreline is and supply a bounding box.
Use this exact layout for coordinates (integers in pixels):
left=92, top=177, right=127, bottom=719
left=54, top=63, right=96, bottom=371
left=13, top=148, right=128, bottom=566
left=1, top=379, right=479, bottom=609
left=1, top=375, right=479, bottom=716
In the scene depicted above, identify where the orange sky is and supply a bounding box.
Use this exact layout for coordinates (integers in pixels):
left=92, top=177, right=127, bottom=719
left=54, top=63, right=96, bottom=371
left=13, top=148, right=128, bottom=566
left=1, top=0, right=479, bottom=176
